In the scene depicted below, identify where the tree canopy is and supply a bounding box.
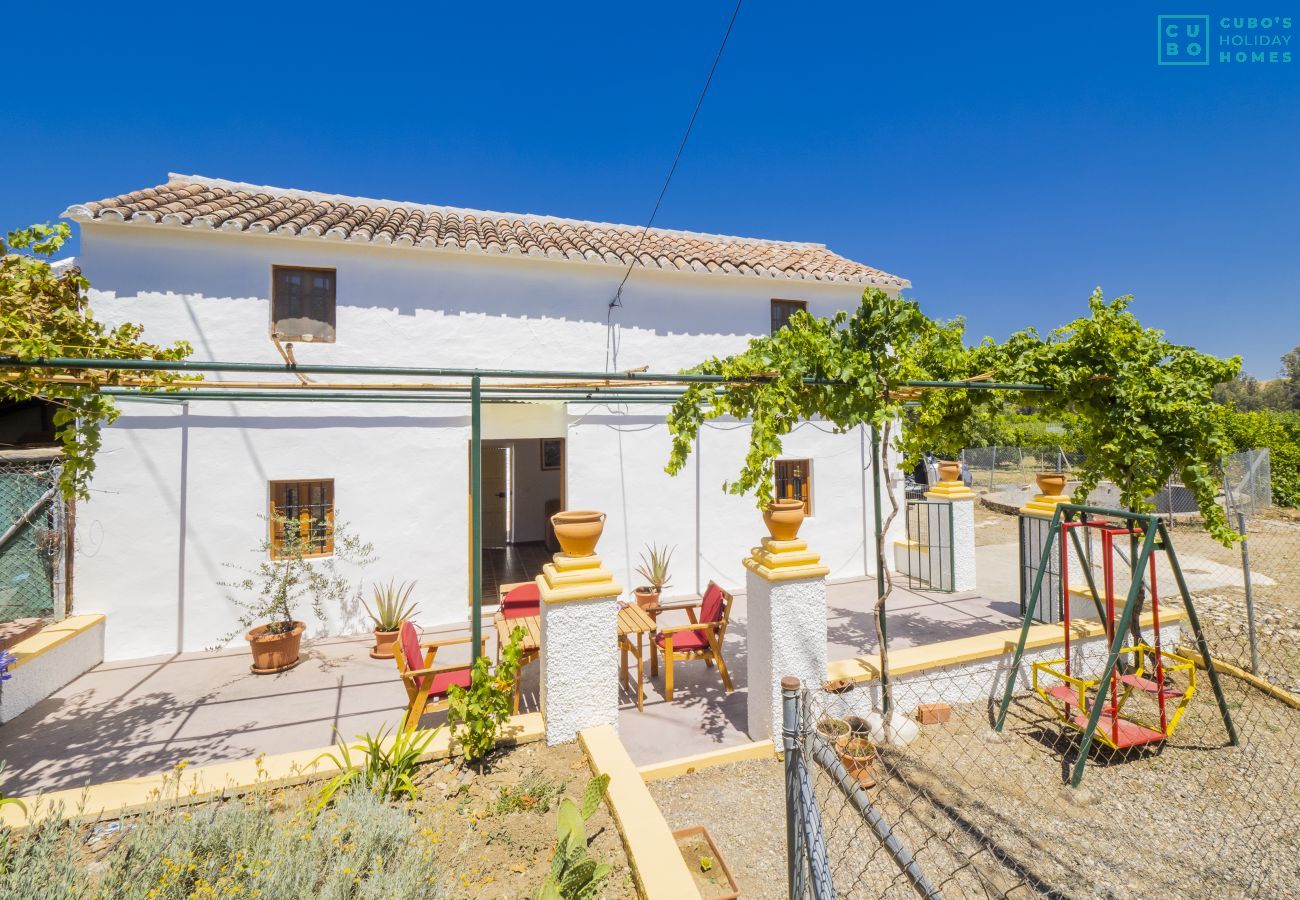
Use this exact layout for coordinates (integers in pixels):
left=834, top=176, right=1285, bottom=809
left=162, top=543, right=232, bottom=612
left=0, top=223, right=192, bottom=498
left=666, top=287, right=1242, bottom=544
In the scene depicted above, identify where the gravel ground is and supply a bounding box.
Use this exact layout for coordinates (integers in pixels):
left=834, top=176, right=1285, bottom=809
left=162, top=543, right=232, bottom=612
left=650, top=679, right=1300, bottom=899
left=647, top=758, right=788, bottom=900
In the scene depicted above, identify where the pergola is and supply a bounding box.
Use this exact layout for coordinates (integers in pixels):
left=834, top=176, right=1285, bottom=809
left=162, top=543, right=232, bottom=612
left=3, top=355, right=1046, bottom=665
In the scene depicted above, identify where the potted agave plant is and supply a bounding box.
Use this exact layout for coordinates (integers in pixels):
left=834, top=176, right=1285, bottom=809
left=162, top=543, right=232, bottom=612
left=363, top=579, right=419, bottom=659
left=217, top=513, right=374, bottom=674
left=633, top=543, right=675, bottom=612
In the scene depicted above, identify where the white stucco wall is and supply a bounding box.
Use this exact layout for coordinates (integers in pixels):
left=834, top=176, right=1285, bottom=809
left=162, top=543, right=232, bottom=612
left=746, top=571, right=830, bottom=745
left=72, top=221, right=906, bottom=660
left=540, top=595, right=620, bottom=744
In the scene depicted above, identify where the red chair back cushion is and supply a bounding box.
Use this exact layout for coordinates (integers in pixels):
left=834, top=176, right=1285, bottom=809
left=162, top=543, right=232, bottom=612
left=701, top=582, right=725, bottom=624
left=501, top=583, right=541, bottom=618
left=399, top=621, right=423, bottom=673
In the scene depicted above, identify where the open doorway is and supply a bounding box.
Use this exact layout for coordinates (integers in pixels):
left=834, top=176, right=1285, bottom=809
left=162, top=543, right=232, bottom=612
left=476, top=438, right=564, bottom=606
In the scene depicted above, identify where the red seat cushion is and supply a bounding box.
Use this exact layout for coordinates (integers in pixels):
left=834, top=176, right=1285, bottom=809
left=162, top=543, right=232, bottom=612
left=501, top=583, right=541, bottom=618
left=700, top=582, right=725, bottom=624
left=426, top=666, right=473, bottom=698
left=657, top=629, right=710, bottom=651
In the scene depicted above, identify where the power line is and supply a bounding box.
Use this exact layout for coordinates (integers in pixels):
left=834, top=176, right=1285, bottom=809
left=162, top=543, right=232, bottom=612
left=607, top=0, right=744, bottom=317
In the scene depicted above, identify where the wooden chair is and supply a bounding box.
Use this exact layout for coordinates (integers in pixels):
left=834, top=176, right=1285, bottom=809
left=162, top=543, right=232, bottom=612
left=495, top=582, right=542, bottom=714
left=651, top=582, right=735, bottom=701
left=392, top=621, right=487, bottom=733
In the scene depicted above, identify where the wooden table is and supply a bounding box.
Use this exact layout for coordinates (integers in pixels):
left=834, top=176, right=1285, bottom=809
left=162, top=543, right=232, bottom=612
left=493, top=604, right=657, bottom=712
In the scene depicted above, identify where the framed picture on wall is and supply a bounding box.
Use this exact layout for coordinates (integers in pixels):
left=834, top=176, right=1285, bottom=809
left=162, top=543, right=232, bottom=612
left=540, top=438, right=563, bottom=471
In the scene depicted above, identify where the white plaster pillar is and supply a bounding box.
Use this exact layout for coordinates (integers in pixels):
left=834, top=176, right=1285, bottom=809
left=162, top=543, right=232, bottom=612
left=925, top=480, right=977, bottom=592
left=744, top=537, right=830, bottom=745
left=537, top=552, right=622, bottom=745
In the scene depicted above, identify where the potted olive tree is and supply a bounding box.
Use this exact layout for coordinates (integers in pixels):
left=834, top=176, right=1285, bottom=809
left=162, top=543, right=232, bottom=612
left=633, top=543, right=674, bottom=611
left=218, top=514, right=374, bottom=674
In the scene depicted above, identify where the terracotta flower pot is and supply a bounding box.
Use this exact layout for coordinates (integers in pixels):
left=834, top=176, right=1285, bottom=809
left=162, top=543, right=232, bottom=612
left=816, top=717, right=851, bottom=742
left=763, top=498, right=806, bottom=542
left=634, top=586, right=661, bottom=612
left=1036, top=471, right=1068, bottom=497
left=937, top=460, right=962, bottom=483
left=245, top=621, right=305, bottom=674
left=550, top=510, right=606, bottom=557
left=835, top=735, right=876, bottom=788
left=370, top=627, right=400, bottom=660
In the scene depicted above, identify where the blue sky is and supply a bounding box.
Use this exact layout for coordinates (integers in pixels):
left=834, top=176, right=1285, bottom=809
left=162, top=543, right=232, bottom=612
left=4, top=2, right=1296, bottom=376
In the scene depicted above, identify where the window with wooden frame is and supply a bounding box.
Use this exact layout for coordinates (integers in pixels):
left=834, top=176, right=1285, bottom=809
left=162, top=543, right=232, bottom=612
left=770, top=298, right=808, bottom=334
left=272, top=266, right=336, bottom=342
left=774, top=459, right=812, bottom=514
left=268, top=479, right=335, bottom=558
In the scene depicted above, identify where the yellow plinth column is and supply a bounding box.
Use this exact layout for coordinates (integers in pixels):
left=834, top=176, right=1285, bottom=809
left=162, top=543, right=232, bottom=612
left=1020, top=493, right=1071, bottom=518
left=536, top=552, right=622, bottom=603
left=743, top=537, right=831, bottom=582
left=925, top=480, right=977, bottom=501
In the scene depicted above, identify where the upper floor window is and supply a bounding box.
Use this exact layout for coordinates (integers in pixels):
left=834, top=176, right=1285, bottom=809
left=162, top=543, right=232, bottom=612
left=272, top=266, right=336, bottom=342
left=770, top=298, right=808, bottom=334
left=269, top=479, right=335, bottom=558
left=774, top=459, right=813, bottom=515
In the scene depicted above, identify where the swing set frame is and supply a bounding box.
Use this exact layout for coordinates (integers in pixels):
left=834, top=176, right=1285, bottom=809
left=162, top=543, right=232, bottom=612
left=994, top=503, right=1239, bottom=787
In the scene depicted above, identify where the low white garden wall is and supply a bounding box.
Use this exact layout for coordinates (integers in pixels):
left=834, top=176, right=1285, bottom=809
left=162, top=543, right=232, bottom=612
left=821, top=620, right=1183, bottom=723
left=0, top=614, right=105, bottom=723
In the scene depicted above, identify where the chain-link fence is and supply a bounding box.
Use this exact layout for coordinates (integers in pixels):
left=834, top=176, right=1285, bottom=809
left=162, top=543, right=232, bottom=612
left=959, top=447, right=1078, bottom=493
left=0, top=456, right=69, bottom=624
left=959, top=448, right=1273, bottom=520
left=787, top=499, right=1300, bottom=898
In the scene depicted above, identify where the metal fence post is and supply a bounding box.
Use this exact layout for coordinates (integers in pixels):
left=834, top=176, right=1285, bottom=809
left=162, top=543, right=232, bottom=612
left=783, top=676, right=804, bottom=899
left=1237, top=511, right=1260, bottom=673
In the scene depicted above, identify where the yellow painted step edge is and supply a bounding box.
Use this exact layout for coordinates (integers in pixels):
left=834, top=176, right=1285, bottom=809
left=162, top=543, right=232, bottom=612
left=637, top=740, right=776, bottom=782
left=579, top=725, right=700, bottom=900
left=8, top=614, right=105, bottom=671
left=1, top=712, right=545, bottom=830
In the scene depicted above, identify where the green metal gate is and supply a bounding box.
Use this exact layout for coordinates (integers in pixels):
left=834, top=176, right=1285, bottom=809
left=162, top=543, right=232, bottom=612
left=0, top=458, right=64, bottom=623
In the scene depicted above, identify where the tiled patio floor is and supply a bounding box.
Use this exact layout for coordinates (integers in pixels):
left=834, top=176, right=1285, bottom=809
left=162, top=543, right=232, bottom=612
left=0, top=574, right=1024, bottom=797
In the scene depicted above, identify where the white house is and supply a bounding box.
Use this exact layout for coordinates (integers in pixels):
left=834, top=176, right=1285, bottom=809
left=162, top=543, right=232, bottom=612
left=62, top=174, right=910, bottom=661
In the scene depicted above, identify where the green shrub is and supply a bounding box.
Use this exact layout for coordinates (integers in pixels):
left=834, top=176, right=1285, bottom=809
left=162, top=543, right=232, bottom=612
left=313, top=723, right=437, bottom=814
left=447, top=626, right=524, bottom=770
left=1221, top=408, right=1300, bottom=507
left=0, top=785, right=441, bottom=898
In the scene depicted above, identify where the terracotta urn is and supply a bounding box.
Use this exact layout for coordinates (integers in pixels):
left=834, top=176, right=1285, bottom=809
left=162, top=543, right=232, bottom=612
left=937, top=460, right=962, bottom=483
left=370, top=627, right=400, bottom=660
left=246, top=621, right=305, bottom=674
left=550, top=509, right=606, bottom=557
left=1036, top=471, right=1068, bottom=497
left=763, top=498, right=806, bottom=542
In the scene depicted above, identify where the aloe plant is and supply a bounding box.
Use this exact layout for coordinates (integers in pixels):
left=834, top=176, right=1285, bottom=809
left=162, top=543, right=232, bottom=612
left=634, top=543, right=674, bottom=592
left=311, top=723, right=437, bottom=815
left=362, top=579, right=419, bottom=632
left=536, top=774, right=612, bottom=900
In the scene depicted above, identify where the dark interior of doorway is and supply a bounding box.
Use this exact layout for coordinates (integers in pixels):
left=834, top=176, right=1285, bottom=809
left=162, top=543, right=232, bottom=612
left=478, top=437, right=563, bottom=607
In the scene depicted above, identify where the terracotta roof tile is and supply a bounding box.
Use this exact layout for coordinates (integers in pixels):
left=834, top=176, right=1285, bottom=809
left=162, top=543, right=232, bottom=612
left=64, top=174, right=909, bottom=288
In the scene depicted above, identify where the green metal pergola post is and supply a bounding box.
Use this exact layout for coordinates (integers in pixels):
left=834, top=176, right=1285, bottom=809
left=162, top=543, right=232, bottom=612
left=470, top=375, right=482, bottom=662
